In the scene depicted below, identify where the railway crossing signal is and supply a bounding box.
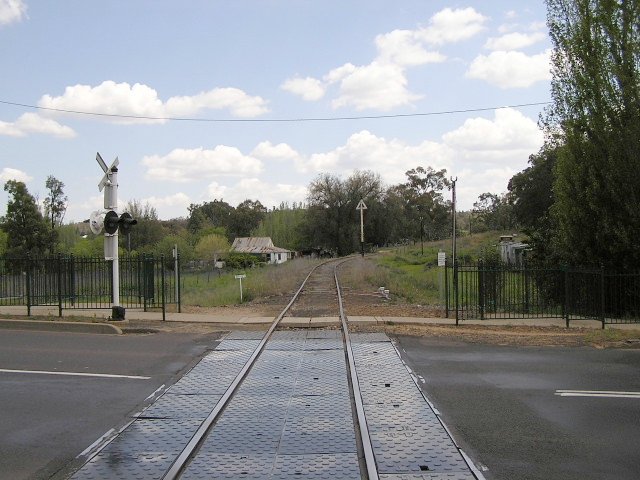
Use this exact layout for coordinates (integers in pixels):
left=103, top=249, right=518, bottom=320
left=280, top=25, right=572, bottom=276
left=93, top=152, right=137, bottom=320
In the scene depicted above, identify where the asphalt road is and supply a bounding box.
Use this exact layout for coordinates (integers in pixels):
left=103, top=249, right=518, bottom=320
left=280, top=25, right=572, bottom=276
left=0, top=328, right=223, bottom=480
left=394, top=335, right=640, bottom=480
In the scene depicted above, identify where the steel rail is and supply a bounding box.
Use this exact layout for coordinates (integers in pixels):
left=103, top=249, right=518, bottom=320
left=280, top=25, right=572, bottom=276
left=335, top=261, right=380, bottom=480
left=162, top=260, right=329, bottom=479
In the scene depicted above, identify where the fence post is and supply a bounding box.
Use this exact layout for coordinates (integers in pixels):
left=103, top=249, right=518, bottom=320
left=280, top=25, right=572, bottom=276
left=600, top=265, right=606, bottom=329
left=523, top=264, right=530, bottom=314
left=454, top=261, right=459, bottom=326
left=26, top=256, right=32, bottom=316
left=161, top=255, right=166, bottom=321
left=57, top=254, right=63, bottom=317
left=177, top=253, right=182, bottom=314
left=70, top=254, right=76, bottom=307
left=143, top=255, right=148, bottom=312
left=444, top=260, right=449, bottom=318
left=563, top=266, right=570, bottom=328
left=478, top=260, right=485, bottom=321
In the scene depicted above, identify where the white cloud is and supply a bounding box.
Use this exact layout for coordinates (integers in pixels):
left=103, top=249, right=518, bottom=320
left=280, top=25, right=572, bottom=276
left=375, top=29, right=445, bottom=67
left=142, top=146, right=263, bottom=182
left=298, top=130, right=454, bottom=185
left=0, top=119, right=22, bottom=136
left=0, top=167, right=32, bottom=183
left=466, top=49, right=551, bottom=88
left=484, top=31, right=547, bottom=51
left=39, top=81, right=269, bottom=124
left=417, top=7, right=488, bottom=46
left=280, top=77, right=325, bottom=101
left=0, top=0, right=27, bottom=26
left=251, top=141, right=301, bottom=161
left=294, top=109, right=541, bottom=205
left=0, top=113, right=76, bottom=138
left=282, top=7, right=484, bottom=111
left=137, top=109, right=543, bottom=215
left=141, top=192, right=191, bottom=212
left=458, top=166, right=519, bottom=209
left=207, top=178, right=307, bottom=209
left=331, top=62, right=423, bottom=111
left=206, top=181, right=228, bottom=200
left=443, top=108, right=543, bottom=158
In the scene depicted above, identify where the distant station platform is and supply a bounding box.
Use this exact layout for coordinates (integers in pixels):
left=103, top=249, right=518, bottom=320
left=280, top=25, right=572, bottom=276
left=70, top=330, right=478, bottom=479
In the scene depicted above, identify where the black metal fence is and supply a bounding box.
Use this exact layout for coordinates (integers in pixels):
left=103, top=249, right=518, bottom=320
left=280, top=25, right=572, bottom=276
left=446, top=262, right=640, bottom=327
left=0, top=255, right=180, bottom=319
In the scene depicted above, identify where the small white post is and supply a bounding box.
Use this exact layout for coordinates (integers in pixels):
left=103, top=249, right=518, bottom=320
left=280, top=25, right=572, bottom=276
left=235, top=274, right=246, bottom=303
left=356, top=199, right=367, bottom=257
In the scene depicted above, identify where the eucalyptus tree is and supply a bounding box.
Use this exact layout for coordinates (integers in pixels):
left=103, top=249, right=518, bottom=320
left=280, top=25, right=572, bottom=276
left=303, top=171, right=384, bottom=255
left=398, top=166, right=452, bottom=243
left=1, top=180, right=52, bottom=256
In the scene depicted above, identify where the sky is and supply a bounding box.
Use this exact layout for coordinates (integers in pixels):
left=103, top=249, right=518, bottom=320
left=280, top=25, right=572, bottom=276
left=0, top=0, right=552, bottom=222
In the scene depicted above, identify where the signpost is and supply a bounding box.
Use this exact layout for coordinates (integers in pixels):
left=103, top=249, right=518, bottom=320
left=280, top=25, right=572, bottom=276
left=235, top=274, right=246, bottom=302
left=438, top=250, right=446, bottom=305
left=356, top=199, right=367, bottom=257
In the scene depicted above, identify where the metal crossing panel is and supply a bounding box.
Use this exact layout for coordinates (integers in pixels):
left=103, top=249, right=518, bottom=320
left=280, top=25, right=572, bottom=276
left=180, top=328, right=360, bottom=479
left=351, top=333, right=477, bottom=478
left=72, top=329, right=478, bottom=480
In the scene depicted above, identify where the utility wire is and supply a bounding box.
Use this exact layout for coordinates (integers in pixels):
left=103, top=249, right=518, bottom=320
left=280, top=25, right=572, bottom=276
left=0, top=99, right=550, bottom=123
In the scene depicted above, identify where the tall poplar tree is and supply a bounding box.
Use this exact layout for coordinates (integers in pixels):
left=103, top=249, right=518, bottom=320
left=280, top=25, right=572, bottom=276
left=43, top=175, right=67, bottom=229
left=544, top=0, right=640, bottom=269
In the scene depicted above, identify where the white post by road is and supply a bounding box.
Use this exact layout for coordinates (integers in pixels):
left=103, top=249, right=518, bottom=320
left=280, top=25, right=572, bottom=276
left=356, top=199, right=367, bottom=257
left=235, top=274, right=246, bottom=302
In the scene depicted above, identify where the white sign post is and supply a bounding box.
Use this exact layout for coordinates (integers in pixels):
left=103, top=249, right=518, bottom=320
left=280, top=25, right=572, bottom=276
left=356, top=199, right=367, bottom=257
left=235, top=274, right=247, bottom=303
left=438, top=250, right=446, bottom=303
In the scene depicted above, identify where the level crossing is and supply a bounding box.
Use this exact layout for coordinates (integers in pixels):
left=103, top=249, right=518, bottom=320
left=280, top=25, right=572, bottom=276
left=69, top=259, right=479, bottom=479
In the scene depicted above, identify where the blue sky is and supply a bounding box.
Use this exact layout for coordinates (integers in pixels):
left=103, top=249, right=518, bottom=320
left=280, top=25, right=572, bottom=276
left=1, top=0, right=552, bottom=221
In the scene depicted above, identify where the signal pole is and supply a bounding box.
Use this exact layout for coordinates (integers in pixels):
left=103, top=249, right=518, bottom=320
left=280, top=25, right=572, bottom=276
left=96, top=153, right=123, bottom=320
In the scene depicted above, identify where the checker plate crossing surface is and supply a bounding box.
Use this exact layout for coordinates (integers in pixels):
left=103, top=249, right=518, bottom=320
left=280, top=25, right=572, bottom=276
left=351, top=332, right=476, bottom=478
left=181, top=329, right=361, bottom=479
left=72, top=329, right=477, bottom=480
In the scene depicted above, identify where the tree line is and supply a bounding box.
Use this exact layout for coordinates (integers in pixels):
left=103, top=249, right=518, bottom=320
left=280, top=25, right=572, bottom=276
left=0, top=166, right=462, bottom=261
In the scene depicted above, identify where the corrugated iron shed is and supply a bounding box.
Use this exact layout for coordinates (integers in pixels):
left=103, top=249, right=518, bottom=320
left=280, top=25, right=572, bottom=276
left=231, top=237, right=291, bottom=254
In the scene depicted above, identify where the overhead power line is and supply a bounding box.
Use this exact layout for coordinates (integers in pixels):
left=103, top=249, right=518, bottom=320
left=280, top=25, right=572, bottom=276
left=0, top=99, right=550, bottom=123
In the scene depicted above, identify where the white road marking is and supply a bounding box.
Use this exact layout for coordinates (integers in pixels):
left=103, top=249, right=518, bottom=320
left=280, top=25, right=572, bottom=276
left=0, top=368, right=150, bottom=380
left=145, top=383, right=166, bottom=401
left=555, top=389, right=640, bottom=399
left=77, top=428, right=115, bottom=458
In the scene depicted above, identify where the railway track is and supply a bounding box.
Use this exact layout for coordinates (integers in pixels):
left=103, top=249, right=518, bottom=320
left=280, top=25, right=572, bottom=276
left=70, top=258, right=480, bottom=480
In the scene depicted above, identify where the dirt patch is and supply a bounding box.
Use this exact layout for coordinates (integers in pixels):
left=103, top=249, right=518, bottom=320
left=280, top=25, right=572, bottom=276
left=362, top=324, right=587, bottom=347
